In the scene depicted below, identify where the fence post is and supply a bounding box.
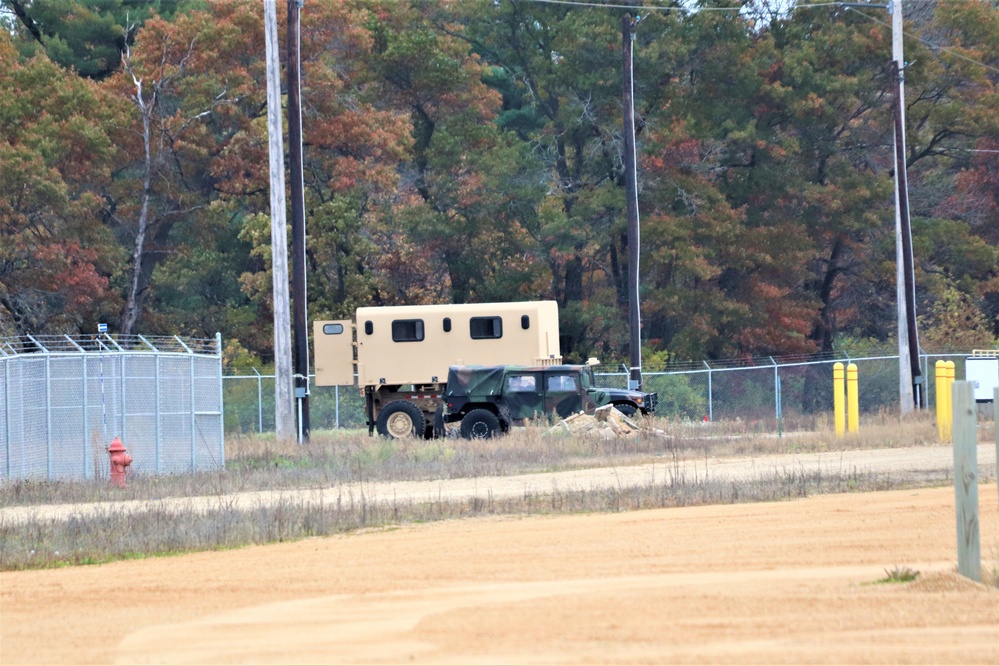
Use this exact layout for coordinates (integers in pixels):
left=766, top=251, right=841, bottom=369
left=45, top=352, right=52, bottom=480
left=253, top=367, right=263, bottom=433
left=704, top=360, right=713, bottom=422
left=83, top=354, right=89, bottom=479
left=770, top=356, right=779, bottom=426
left=4, top=358, right=9, bottom=479
left=994, top=387, right=998, bottom=507
left=190, top=353, right=196, bottom=471
left=120, top=354, right=127, bottom=444
left=155, top=353, right=162, bottom=473
left=217, top=332, right=225, bottom=468
left=776, top=375, right=783, bottom=438
left=951, top=380, right=980, bottom=582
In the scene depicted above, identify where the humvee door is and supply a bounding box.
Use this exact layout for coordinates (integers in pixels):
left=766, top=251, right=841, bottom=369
left=503, top=372, right=544, bottom=421
left=544, top=371, right=593, bottom=418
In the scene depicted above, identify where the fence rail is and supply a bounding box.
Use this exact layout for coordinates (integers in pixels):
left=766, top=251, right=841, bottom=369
left=223, top=351, right=981, bottom=434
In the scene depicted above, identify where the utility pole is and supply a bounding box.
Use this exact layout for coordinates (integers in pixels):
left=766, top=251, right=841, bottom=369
left=287, top=0, right=310, bottom=442
left=264, top=0, right=294, bottom=440
left=622, top=13, right=642, bottom=391
left=891, top=0, right=921, bottom=411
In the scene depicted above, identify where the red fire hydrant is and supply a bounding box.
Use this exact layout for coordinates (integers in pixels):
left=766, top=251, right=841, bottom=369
left=107, top=437, right=132, bottom=488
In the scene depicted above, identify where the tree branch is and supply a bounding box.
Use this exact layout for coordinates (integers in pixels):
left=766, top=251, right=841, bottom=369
left=6, top=0, right=45, bottom=46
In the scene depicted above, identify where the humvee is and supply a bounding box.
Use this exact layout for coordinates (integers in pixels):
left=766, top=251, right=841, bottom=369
left=438, top=364, right=658, bottom=438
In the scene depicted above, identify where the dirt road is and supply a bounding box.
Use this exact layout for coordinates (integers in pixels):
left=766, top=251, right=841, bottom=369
left=2, top=484, right=998, bottom=664
left=2, top=443, right=995, bottom=525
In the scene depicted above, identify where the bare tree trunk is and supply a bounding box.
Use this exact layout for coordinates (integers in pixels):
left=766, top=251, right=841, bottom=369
left=120, top=58, right=156, bottom=337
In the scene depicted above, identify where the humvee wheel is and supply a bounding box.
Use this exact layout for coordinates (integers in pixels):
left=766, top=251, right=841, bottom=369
left=376, top=401, right=425, bottom=439
left=460, top=409, right=500, bottom=439
left=614, top=403, right=638, bottom=417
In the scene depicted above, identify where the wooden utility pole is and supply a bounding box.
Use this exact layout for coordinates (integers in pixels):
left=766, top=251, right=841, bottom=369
left=288, top=0, right=309, bottom=442
left=891, top=0, right=921, bottom=412
left=264, top=0, right=294, bottom=440
left=622, top=13, right=642, bottom=391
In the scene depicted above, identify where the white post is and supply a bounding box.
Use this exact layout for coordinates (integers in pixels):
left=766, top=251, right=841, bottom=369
left=951, top=381, right=980, bottom=582
left=264, top=0, right=295, bottom=441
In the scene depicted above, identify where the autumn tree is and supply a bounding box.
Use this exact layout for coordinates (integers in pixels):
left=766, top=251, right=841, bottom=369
left=104, top=2, right=267, bottom=337
left=1, top=0, right=187, bottom=80
left=360, top=1, right=549, bottom=307
left=0, top=33, right=125, bottom=336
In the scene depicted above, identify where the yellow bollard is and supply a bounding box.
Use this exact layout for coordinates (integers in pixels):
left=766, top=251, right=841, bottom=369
left=935, top=360, right=945, bottom=441
left=943, top=361, right=955, bottom=442
left=847, top=363, right=859, bottom=433
left=833, top=362, right=845, bottom=437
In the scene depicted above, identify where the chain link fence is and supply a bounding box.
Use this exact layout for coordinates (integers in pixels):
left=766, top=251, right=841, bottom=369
left=1, top=334, right=224, bottom=481
left=224, top=351, right=981, bottom=435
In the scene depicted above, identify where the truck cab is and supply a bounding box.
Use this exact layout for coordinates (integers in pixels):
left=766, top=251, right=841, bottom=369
left=440, top=364, right=657, bottom=438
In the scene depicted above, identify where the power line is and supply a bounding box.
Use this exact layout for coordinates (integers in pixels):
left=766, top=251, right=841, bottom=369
left=525, top=0, right=847, bottom=11
left=848, top=8, right=999, bottom=75
left=521, top=0, right=999, bottom=75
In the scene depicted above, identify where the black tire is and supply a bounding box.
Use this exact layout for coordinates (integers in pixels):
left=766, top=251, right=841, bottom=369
left=376, top=401, right=425, bottom=439
left=614, top=403, right=638, bottom=417
left=433, top=405, right=446, bottom=439
left=460, top=408, right=500, bottom=439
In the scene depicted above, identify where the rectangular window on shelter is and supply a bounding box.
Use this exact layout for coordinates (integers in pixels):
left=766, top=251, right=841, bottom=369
left=469, top=316, right=503, bottom=339
left=391, top=319, right=425, bottom=342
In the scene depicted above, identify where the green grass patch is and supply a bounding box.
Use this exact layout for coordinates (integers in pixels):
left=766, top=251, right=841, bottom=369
left=877, top=565, right=920, bottom=584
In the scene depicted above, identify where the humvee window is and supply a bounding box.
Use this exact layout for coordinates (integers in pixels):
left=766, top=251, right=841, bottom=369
left=547, top=374, right=577, bottom=391
left=506, top=375, right=536, bottom=392
left=391, top=319, right=424, bottom=342
left=469, top=316, right=503, bottom=339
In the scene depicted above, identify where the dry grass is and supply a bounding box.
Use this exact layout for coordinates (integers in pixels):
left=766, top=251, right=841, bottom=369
left=0, top=411, right=979, bottom=572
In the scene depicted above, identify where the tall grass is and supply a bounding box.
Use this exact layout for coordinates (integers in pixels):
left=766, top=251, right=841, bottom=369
left=0, top=411, right=946, bottom=508
left=2, top=463, right=908, bottom=571
left=0, top=411, right=971, bottom=571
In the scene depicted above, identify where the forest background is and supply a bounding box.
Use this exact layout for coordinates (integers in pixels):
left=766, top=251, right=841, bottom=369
left=1, top=0, right=996, bottom=374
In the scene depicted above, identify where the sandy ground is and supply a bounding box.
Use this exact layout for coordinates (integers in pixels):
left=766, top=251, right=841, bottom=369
left=2, top=484, right=998, bottom=665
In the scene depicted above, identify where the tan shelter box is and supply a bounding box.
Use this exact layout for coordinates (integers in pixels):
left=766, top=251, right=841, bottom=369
left=314, top=301, right=561, bottom=388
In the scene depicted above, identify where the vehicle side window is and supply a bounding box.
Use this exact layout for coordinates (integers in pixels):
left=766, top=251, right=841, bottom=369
left=469, top=316, right=502, bottom=339
left=547, top=375, right=577, bottom=391
left=391, top=319, right=424, bottom=342
left=506, top=375, right=536, bottom=392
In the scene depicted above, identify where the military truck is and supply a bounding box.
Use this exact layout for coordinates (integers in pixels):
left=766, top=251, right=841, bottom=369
left=313, top=301, right=562, bottom=438
left=438, top=363, right=658, bottom=439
